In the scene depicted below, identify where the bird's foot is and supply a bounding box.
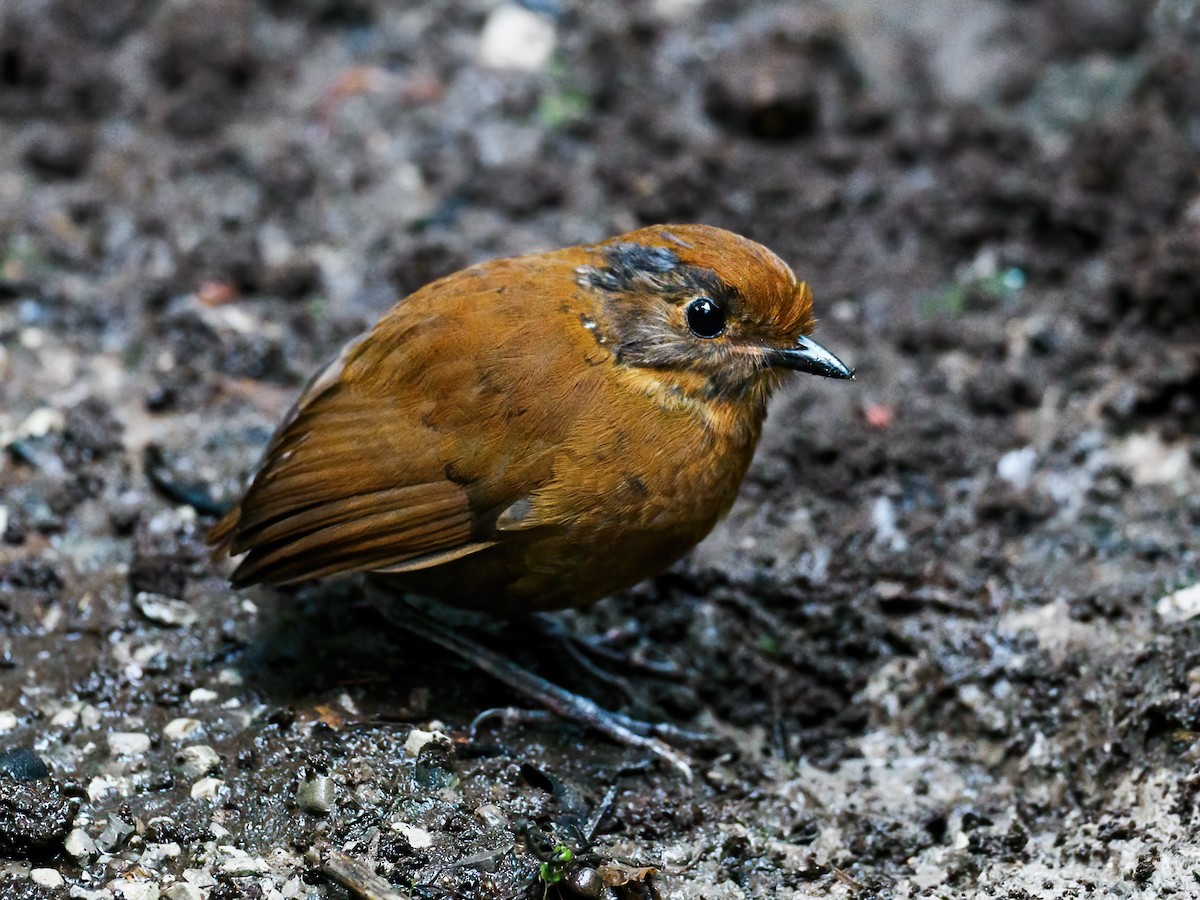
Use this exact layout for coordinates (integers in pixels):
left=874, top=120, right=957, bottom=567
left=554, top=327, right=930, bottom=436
left=366, top=588, right=710, bottom=780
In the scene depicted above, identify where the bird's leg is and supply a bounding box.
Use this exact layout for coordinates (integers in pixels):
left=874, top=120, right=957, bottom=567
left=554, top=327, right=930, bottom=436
left=363, top=586, right=708, bottom=779
left=530, top=613, right=686, bottom=681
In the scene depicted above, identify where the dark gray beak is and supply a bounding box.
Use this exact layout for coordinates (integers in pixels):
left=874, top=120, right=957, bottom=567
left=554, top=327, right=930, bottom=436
left=769, top=334, right=855, bottom=380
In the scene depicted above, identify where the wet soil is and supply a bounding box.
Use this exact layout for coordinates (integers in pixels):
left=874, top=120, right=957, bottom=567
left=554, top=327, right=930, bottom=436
left=1, top=1, right=1199, bottom=897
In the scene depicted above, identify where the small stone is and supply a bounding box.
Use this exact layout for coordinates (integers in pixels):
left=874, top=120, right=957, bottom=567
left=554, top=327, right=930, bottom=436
left=50, top=707, right=79, bottom=728
left=0, top=711, right=18, bottom=731
left=174, top=745, right=220, bottom=780
left=219, top=851, right=268, bottom=876
left=390, top=822, right=433, bottom=849
left=190, top=777, right=223, bottom=800
left=87, top=774, right=120, bottom=802
left=997, top=446, right=1038, bottom=490
left=134, top=592, right=199, bottom=628
left=1158, top=584, right=1200, bottom=623
left=64, top=827, right=99, bottom=863
left=182, top=867, right=217, bottom=888
left=475, top=804, right=508, bottom=829
left=18, top=407, right=63, bottom=438
left=479, top=4, right=556, bottom=71
left=163, top=884, right=203, bottom=900
left=140, top=840, right=182, bottom=868
left=108, top=732, right=152, bottom=757
left=189, top=688, right=219, bottom=704
left=404, top=728, right=451, bottom=757
left=80, top=705, right=103, bottom=729
left=163, top=718, right=203, bottom=741
left=109, top=880, right=159, bottom=900
left=295, top=772, right=335, bottom=815
left=30, top=867, right=65, bottom=888
left=96, top=815, right=135, bottom=852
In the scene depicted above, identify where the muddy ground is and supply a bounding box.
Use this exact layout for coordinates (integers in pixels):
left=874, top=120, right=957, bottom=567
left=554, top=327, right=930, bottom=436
left=1, top=1, right=1199, bottom=897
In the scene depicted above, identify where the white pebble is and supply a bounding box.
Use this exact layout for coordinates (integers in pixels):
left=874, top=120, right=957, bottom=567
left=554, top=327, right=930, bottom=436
left=295, top=772, right=335, bottom=815
left=404, top=728, right=450, bottom=757
left=390, top=822, right=433, bottom=849
left=1157, top=583, right=1200, bottom=624
left=190, top=777, right=224, bottom=800
left=64, top=827, right=99, bottom=863
left=107, top=732, right=152, bottom=757
left=479, top=4, right=556, bottom=71
left=134, top=592, right=199, bottom=628
left=163, top=718, right=203, bottom=741
left=87, top=775, right=121, bottom=802
left=189, top=688, right=219, bottom=704
left=475, top=804, right=508, bottom=829
left=50, top=706, right=80, bottom=728
left=175, top=745, right=221, bottom=780
left=162, top=884, right=202, bottom=900
left=997, top=446, right=1038, bottom=490
left=18, top=405, right=62, bottom=437
left=31, top=868, right=65, bottom=888
left=108, top=880, right=159, bottom=900
left=219, top=852, right=269, bottom=876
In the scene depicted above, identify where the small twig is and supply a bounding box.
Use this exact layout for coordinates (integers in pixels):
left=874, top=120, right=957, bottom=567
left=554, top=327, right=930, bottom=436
left=318, top=845, right=412, bottom=900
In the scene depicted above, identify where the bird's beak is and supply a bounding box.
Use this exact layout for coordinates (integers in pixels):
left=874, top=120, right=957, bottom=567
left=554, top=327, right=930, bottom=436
left=768, top=334, right=855, bottom=380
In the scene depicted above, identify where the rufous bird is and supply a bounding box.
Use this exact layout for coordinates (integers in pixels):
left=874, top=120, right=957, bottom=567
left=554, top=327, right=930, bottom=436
left=208, top=224, right=852, bottom=612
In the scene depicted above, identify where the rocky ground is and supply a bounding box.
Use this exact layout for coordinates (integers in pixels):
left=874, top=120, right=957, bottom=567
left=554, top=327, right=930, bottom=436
left=1, top=1, right=1199, bottom=898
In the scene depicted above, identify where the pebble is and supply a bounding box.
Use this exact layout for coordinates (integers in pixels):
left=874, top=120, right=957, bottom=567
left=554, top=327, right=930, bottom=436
left=141, top=841, right=182, bottom=868
left=174, top=745, right=220, bottom=780
left=107, top=732, right=152, bottom=757
left=390, top=822, right=433, bottom=849
left=31, top=868, right=65, bottom=888
left=479, top=4, right=556, bottom=71
left=108, top=880, right=159, bottom=900
left=50, top=707, right=79, bottom=728
left=96, top=815, right=135, bottom=853
left=0, top=711, right=19, bottom=731
left=80, top=705, right=103, bottom=729
left=218, top=850, right=269, bottom=876
left=64, top=827, right=99, bottom=863
left=87, top=775, right=121, bottom=802
left=404, top=728, right=450, bottom=757
left=162, top=885, right=202, bottom=900
left=1157, top=583, right=1200, bottom=624
left=475, top=804, right=508, bottom=829
left=295, top=772, right=335, bottom=815
left=189, top=688, right=219, bottom=704
left=997, top=446, right=1038, bottom=490
left=182, top=867, right=217, bottom=888
left=134, top=592, right=199, bottom=628
left=163, top=718, right=203, bottom=741
left=190, top=777, right=223, bottom=800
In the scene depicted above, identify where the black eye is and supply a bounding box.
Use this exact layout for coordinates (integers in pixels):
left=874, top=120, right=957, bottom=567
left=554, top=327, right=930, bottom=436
left=685, top=297, right=726, bottom=339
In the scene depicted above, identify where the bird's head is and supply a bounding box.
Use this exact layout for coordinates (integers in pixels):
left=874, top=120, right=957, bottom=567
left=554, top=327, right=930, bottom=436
left=577, top=224, right=853, bottom=408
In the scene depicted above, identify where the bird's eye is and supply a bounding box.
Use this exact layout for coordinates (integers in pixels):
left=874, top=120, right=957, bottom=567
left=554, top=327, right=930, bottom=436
left=685, top=297, right=726, bottom=339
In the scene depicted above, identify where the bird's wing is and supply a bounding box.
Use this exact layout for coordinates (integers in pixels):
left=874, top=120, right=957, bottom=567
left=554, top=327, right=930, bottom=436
left=207, top=254, right=594, bottom=587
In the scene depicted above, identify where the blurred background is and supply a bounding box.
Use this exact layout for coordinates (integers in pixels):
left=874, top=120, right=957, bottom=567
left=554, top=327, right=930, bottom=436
left=1, top=1, right=1199, bottom=897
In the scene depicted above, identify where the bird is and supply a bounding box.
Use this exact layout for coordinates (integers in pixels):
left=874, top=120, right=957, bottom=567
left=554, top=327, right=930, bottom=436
left=207, top=223, right=852, bottom=771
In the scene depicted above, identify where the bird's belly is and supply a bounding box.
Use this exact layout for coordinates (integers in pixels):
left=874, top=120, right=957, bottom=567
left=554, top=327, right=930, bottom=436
left=390, top=517, right=712, bottom=613
left=392, top=430, right=753, bottom=613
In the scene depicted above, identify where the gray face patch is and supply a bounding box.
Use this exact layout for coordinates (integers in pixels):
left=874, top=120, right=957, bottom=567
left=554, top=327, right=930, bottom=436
left=577, top=243, right=679, bottom=293
left=577, top=243, right=728, bottom=303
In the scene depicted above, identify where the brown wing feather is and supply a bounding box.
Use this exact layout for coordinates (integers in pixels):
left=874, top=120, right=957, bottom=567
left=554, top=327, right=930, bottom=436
left=208, top=251, right=598, bottom=589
